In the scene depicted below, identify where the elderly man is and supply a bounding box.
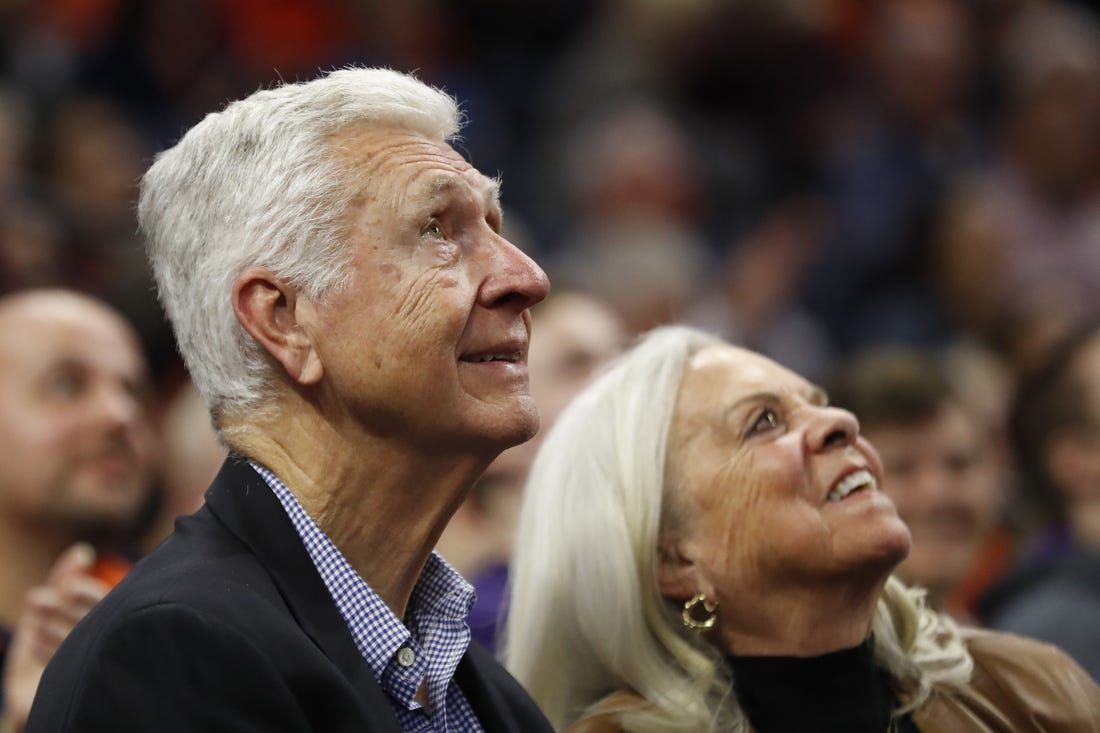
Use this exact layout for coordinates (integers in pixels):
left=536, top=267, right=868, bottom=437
left=0, top=289, right=157, bottom=732
left=27, top=68, right=553, bottom=732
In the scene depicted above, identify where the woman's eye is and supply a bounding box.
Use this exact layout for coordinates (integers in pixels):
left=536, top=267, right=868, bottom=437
left=422, top=220, right=444, bottom=239
left=748, top=408, right=780, bottom=435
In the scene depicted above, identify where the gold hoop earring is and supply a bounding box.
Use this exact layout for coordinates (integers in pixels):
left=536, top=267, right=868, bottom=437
left=681, top=593, right=718, bottom=632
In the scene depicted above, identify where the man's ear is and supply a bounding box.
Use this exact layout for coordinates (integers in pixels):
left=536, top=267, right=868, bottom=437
left=656, top=533, right=705, bottom=602
left=232, top=267, right=324, bottom=386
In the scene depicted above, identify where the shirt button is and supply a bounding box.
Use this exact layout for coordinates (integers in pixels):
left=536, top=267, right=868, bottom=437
left=397, top=647, right=416, bottom=667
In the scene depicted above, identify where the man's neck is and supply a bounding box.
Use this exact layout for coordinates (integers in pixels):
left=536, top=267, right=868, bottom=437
left=226, top=410, right=493, bottom=620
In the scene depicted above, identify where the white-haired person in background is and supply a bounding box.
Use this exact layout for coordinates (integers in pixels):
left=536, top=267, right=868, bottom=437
left=503, top=326, right=1100, bottom=732
left=27, top=67, right=554, bottom=732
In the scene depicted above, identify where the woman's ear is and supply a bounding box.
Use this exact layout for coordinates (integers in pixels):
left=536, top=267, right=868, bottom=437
left=232, top=267, right=324, bottom=386
left=657, top=534, right=704, bottom=601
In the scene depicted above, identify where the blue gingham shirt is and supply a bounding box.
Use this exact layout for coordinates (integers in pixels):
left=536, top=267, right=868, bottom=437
left=252, top=462, right=484, bottom=733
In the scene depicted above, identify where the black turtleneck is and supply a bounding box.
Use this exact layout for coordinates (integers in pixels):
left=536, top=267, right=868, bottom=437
left=726, top=637, right=920, bottom=733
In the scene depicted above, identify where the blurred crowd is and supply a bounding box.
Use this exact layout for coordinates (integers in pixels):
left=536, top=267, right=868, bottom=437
left=2, top=0, right=1100, bottom=376
left=3, top=0, right=1100, bottom=715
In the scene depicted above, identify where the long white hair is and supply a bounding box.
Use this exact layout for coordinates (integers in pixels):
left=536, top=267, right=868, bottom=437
left=503, top=325, right=973, bottom=732
left=138, top=67, right=460, bottom=427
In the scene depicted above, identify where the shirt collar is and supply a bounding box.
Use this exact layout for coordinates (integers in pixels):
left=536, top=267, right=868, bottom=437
left=249, top=461, right=475, bottom=679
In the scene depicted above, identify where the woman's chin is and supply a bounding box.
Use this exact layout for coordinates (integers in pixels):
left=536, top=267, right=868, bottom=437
left=845, top=518, right=913, bottom=583
left=870, top=520, right=914, bottom=576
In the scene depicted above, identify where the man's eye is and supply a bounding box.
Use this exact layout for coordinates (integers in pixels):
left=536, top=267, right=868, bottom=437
left=44, top=368, right=84, bottom=399
left=946, top=452, right=976, bottom=474
left=422, top=220, right=444, bottom=239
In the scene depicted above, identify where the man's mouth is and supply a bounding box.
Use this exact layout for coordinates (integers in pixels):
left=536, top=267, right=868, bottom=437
left=461, top=351, right=522, bottom=364
left=827, top=469, right=877, bottom=502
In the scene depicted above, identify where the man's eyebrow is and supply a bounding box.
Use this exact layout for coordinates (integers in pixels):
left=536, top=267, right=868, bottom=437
left=422, top=174, right=502, bottom=209
left=399, top=175, right=458, bottom=216
left=487, top=175, right=502, bottom=210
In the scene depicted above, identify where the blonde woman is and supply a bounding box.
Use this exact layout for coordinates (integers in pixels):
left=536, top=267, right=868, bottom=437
left=505, top=326, right=1100, bottom=732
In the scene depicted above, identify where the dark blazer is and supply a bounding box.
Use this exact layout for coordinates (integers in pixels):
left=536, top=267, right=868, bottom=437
left=27, top=456, right=553, bottom=732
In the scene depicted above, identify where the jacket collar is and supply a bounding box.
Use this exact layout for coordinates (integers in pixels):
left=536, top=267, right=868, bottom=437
left=456, top=642, right=538, bottom=732
left=204, top=455, right=403, bottom=732
left=202, top=455, right=532, bottom=733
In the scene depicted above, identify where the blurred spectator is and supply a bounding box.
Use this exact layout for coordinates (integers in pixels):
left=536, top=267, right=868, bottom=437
left=0, top=289, right=157, bottom=730
left=0, top=85, right=33, bottom=192
left=528, top=0, right=702, bottom=242
left=827, top=343, right=1015, bottom=623
left=0, top=193, right=68, bottom=292
left=686, top=194, right=834, bottom=382
left=38, top=95, right=177, bottom=376
left=0, top=86, right=66, bottom=295
left=436, top=290, right=627, bottom=651
left=803, top=0, right=986, bottom=352
left=548, top=102, right=713, bottom=335
left=42, top=96, right=147, bottom=246
left=980, top=320, right=1100, bottom=680
left=136, top=377, right=225, bottom=554
left=935, top=1, right=1100, bottom=373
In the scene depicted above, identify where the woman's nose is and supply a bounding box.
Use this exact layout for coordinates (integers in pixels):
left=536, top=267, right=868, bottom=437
left=808, top=405, right=860, bottom=452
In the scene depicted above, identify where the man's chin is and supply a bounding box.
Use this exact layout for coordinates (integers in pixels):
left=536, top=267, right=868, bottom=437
left=56, top=482, right=150, bottom=531
left=471, top=395, right=540, bottom=444
left=501, top=403, right=541, bottom=447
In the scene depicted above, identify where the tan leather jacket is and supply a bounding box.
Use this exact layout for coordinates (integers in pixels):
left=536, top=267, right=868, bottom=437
left=568, top=630, right=1100, bottom=732
left=912, top=629, right=1100, bottom=732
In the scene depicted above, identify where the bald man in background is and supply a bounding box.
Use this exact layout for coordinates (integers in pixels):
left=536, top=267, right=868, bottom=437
left=0, top=289, right=157, bottom=732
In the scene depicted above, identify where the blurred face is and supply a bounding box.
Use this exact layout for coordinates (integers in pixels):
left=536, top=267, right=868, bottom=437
left=307, top=126, right=550, bottom=452
left=528, top=293, right=627, bottom=430
left=874, top=0, right=971, bottom=128
left=664, top=345, right=910, bottom=605
left=1059, top=334, right=1100, bottom=502
left=0, top=293, right=156, bottom=532
left=477, top=292, right=626, bottom=547
left=863, top=404, right=1001, bottom=596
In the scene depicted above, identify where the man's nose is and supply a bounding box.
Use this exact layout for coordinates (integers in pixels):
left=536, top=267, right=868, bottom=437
left=90, top=381, right=145, bottom=430
left=479, top=234, right=550, bottom=311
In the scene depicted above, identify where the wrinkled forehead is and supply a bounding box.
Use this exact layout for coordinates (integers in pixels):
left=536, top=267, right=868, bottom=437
left=676, top=344, right=807, bottom=416
left=331, top=124, right=500, bottom=211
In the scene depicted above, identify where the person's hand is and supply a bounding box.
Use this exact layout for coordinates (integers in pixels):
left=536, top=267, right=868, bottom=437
left=724, top=195, right=827, bottom=337
left=1, top=543, right=111, bottom=732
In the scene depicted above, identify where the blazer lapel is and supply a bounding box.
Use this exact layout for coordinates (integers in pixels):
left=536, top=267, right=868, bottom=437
left=455, top=642, right=550, bottom=733
left=204, top=456, right=404, bottom=733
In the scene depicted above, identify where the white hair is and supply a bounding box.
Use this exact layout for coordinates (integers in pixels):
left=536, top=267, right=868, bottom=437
left=503, top=325, right=974, bottom=732
left=138, top=67, right=461, bottom=426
